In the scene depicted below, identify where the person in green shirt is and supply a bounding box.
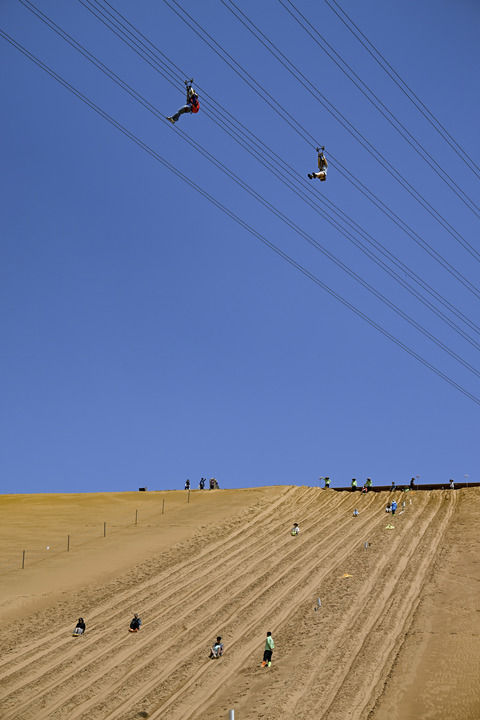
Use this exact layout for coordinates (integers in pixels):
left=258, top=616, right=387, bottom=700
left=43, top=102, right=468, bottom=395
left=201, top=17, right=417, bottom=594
left=351, top=478, right=357, bottom=491
left=261, top=631, right=275, bottom=667
left=324, top=476, right=331, bottom=489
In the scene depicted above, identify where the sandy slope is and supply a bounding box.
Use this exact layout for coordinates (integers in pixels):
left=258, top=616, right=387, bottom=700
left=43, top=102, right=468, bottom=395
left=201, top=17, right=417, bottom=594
left=0, top=486, right=478, bottom=719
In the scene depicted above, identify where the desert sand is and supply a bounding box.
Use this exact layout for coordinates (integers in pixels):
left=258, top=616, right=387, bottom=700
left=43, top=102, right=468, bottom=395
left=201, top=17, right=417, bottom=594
left=0, top=485, right=478, bottom=719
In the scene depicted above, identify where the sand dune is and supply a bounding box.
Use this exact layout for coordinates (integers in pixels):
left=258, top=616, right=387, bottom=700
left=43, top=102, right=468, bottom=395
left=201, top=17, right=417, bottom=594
left=0, top=486, right=478, bottom=719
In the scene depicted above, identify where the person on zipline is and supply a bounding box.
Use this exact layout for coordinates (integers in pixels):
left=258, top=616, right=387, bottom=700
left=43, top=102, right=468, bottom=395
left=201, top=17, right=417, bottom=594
left=308, top=147, right=328, bottom=181
left=167, top=81, right=200, bottom=124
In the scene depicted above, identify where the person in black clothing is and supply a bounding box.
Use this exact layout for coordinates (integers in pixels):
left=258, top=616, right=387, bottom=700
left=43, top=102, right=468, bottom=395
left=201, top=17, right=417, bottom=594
left=199, top=478, right=205, bottom=490
left=72, top=618, right=85, bottom=636
left=185, top=479, right=190, bottom=490
left=129, top=613, right=142, bottom=632
left=410, top=477, right=416, bottom=490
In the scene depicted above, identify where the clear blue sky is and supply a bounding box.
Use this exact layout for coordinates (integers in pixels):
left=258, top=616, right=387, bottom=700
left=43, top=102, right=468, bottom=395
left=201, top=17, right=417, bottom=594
left=1, top=0, right=479, bottom=493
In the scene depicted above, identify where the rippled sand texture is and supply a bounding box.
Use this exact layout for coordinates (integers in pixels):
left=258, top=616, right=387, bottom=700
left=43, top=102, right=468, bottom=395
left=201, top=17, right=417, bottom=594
left=0, top=486, right=478, bottom=720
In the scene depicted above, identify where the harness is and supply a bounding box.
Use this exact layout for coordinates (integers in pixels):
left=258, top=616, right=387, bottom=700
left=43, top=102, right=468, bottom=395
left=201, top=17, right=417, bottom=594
left=189, top=94, right=200, bottom=113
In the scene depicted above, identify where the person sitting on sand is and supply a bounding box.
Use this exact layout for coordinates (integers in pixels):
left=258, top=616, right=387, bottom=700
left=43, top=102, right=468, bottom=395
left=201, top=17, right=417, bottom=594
left=73, top=618, right=86, bottom=636
left=290, top=522, right=300, bottom=536
left=385, top=502, right=392, bottom=513
left=129, top=613, right=142, bottom=632
left=209, top=636, right=224, bottom=658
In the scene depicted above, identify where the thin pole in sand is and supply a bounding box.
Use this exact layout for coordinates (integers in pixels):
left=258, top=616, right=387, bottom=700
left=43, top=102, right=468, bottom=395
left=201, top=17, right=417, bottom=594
left=22, top=550, right=25, bottom=569
left=187, top=489, right=190, bottom=504
left=229, top=710, right=235, bottom=720
left=135, top=509, right=138, bottom=526
left=67, top=535, right=70, bottom=552
left=104, top=522, right=107, bottom=538
left=162, top=499, right=165, bottom=515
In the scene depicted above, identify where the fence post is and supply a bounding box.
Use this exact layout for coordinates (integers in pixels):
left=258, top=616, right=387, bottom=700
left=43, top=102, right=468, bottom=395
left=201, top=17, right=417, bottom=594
left=104, top=522, right=107, bottom=538
left=162, top=499, right=165, bottom=515
left=22, top=550, right=25, bottom=569
left=67, top=535, right=70, bottom=552
left=135, top=509, right=138, bottom=526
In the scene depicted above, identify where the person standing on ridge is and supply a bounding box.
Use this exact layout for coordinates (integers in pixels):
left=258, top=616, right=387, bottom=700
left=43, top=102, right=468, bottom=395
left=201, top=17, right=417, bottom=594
left=324, top=476, right=331, bottom=489
left=351, top=478, right=357, bottom=492
left=261, top=631, right=275, bottom=667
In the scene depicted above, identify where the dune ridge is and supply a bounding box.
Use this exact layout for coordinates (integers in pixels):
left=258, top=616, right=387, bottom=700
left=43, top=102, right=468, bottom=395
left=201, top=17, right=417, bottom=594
left=0, top=486, right=478, bottom=719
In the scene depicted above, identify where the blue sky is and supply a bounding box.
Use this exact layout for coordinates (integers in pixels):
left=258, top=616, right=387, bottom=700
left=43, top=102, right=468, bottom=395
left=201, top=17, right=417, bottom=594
left=1, top=0, right=479, bottom=493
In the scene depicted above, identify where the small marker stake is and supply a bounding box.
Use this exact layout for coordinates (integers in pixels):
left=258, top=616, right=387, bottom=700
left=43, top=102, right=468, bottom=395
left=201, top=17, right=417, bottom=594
left=162, top=499, right=165, bottom=515
left=364, top=541, right=369, bottom=550
left=22, top=550, right=25, bottom=569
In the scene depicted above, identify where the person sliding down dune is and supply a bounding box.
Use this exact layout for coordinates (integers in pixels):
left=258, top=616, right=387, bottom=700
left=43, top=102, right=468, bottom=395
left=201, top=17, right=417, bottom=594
left=209, top=636, right=224, bottom=658
left=129, top=613, right=142, bottom=632
left=72, top=618, right=85, bottom=636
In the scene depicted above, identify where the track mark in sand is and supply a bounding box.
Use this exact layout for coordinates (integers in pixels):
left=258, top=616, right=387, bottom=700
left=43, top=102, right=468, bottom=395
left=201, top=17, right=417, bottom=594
left=180, top=492, right=436, bottom=720
left=100, top=495, right=385, bottom=720
left=0, top=486, right=302, bottom=692
left=0, top=488, right=341, bottom=719
left=270, top=492, right=456, bottom=720
left=0, top=487, right=296, bottom=674
left=43, top=491, right=354, bottom=720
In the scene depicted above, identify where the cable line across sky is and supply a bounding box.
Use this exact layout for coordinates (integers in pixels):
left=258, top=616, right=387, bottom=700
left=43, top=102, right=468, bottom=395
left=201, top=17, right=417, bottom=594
left=325, top=0, right=480, bottom=182
left=217, top=0, right=480, bottom=263
left=20, top=0, right=480, bottom=355
left=157, top=0, right=480, bottom=300
left=2, top=26, right=480, bottom=408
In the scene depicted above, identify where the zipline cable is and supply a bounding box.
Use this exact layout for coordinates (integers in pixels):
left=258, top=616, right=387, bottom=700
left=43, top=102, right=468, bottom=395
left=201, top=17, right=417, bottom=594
left=275, top=0, right=480, bottom=219
left=325, top=0, right=480, bottom=181
left=158, top=0, right=480, bottom=298
left=218, top=0, right=480, bottom=263
left=73, top=0, right=480, bottom=323
left=20, top=0, right=480, bottom=351
left=2, top=27, right=480, bottom=407
left=14, top=5, right=480, bottom=380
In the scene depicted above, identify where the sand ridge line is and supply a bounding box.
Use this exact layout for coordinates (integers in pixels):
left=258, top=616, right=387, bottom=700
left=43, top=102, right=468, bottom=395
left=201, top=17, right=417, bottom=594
left=360, top=491, right=458, bottom=720
left=25, top=490, right=355, bottom=720
left=0, top=488, right=337, bottom=717
left=181, top=492, right=435, bottom=720
left=0, top=487, right=295, bottom=669
left=0, top=487, right=341, bottom=703
left=265, top=491, right=436, bottom=717
left=101, top=495, right=387, bottom=720
left=286, top=492, right=447, bottom=719
left=0, top=487, right=301, bottom=686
